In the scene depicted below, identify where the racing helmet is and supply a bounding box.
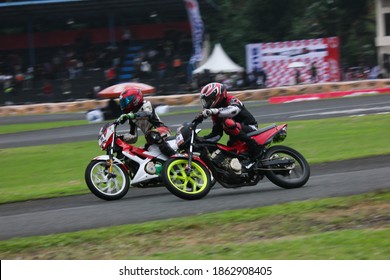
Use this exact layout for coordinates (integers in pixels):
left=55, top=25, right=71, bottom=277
left=119, top=88, right=143, bottom=113
left=200, top=82, right=227, bottom=109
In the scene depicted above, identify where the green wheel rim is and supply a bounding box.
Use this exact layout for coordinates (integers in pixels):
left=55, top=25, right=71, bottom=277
left=166, top=159, right=208, bottom=194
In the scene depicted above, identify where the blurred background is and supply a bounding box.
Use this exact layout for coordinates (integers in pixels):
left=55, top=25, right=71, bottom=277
left=1, top=1, right=390, bottom=262
left=0, top=0, right=381, bottom=106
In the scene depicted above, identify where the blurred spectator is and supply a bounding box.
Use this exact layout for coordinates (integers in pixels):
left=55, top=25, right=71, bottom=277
left=14, top=72, right=24, bottom=91
left=1, top=73, right=14, bottom=94
left=235, top=72, right=247, bottom=88
left=87, top=84, right=101, bottom=99
left=43, top=62, right=54, bottom=79
left=67, top=59, right=77, bottom=79
left=172, top=55, right=182, bottom=75
left=369, top=65, right=381, bottom=79
left=197, top=69, right=213, bottom=88
left=42, top=80, right=53, bottom=99
left=310, top=62, right=318, bottom=83
left=61, top=79, right=72, bottom=95
left=147, top=47, right=158, bottom=62
left=221, top=74, right=233, bottom=89
left=163, top=40, right=174, bottom=58
left=52, top=52, right=64, bottom=78
left=140, top=60, right=152, bottom=79
left=247, top=71, right=257, bottom=87
left=215, top=72, right=224, bottom=83
left=105, top=66, right=116, bottom=86
left=157, top=60, right=167, bottom=80
left=23, top=67, right=34, bottom=90
left=75, top=59, right=84, bottom=77
left=295, top=69, right=301, bottom=85
left=97, top=51, right=108, bottom=69
left=122, top=29, right=132, bottom=47
left=256, top=67, right=267, bottom=88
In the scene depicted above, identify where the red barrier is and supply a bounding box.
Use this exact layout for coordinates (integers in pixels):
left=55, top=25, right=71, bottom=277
left=268, top=87, right=390, bottom=104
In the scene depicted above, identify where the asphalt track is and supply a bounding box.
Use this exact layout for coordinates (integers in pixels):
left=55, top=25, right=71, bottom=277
left=0, top=94, right=390, bottom=240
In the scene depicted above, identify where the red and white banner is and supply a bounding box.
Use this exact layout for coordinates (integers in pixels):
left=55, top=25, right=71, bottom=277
left=246, top=37, right=340, bottom=87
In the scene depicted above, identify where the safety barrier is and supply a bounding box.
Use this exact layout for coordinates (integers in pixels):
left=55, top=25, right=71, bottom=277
left=2, top=79, right=390, bottom=116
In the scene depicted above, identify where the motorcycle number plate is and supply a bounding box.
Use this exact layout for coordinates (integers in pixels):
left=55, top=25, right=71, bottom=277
left=176, top=133, right=184, bottom=146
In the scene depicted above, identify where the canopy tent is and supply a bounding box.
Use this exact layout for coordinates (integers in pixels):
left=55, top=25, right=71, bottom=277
left=193, top=43, right=244, bottom=74
left=97, top=82, right=156, bottom=99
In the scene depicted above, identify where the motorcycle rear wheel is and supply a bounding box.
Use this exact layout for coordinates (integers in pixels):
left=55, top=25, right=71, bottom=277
left=85, top=160, right=130, bottom=200
left=264, top=145, right=310, bottom=189
left=162, top=158, right=212, bottom=200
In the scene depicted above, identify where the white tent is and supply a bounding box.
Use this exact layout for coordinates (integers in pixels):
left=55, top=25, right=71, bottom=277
left=193, top=43, right=244, bottom=74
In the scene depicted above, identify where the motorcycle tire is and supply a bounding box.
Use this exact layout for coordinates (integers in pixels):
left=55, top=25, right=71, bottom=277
left=85, top=160, right=130, bottom=200
left=264, top=145, right=310, bottom=189
left=162, top=158, right=212, bottom=200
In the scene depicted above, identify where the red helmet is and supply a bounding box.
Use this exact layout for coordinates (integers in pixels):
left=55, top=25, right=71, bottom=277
left=200, top=82, right=227, bottom=109
left=119, top=88, right=143, bottom=113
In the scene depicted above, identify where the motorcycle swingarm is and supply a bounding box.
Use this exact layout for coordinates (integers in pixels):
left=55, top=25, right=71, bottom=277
left=207, top=161, right=262, bottom=189
left=259, top=157, right=295, bottom=167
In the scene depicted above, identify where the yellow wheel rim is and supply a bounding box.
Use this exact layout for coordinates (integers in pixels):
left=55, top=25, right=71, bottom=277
left=166, top=159, right=208, bottom=194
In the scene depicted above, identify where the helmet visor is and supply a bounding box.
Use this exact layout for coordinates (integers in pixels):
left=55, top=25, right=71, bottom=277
left=119, top=98, right=129, bottom=110
left=201, top=90, right=217, bottom=109
left=201, top=97, right=213, bottom=109
left=119, top=95, right=134, bottom=111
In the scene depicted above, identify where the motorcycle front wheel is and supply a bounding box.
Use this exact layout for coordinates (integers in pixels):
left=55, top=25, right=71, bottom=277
left=161, top=158, right=212, bottom=200
left=264, top=145, right=310, bottom=189
left=85, top=160, right=130, bottom=200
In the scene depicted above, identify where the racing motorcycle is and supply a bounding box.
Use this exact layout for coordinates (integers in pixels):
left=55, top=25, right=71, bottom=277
left=85, top=118, right=177, bottom=200
left=161, top=114, right=310, bottom=200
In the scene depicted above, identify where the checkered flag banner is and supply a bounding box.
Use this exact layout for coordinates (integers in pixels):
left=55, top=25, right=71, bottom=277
left=246, top=37, right=340, bottom=87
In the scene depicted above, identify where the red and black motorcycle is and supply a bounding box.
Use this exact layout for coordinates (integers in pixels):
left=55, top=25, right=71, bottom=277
left=161, top=114, right=310, bottom=200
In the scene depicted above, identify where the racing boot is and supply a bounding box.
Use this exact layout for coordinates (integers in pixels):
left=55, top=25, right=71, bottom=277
left=242, top=139, right=263, bottom=169
left=249, top=139, right=263, bottom=160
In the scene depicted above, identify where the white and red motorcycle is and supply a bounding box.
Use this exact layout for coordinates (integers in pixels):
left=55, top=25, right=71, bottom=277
left=85, top=118, right=177, bottom=200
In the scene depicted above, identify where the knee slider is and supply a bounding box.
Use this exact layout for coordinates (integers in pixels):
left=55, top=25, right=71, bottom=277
left=223, top=119, right=241, bottom=136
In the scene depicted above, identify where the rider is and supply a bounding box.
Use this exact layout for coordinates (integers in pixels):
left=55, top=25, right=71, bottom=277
left=200, top=82, right=262, bottom=163
left=118, top=88, right=175, bottom=157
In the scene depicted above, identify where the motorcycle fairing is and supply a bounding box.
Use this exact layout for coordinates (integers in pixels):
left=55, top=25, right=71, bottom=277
left=116, top=138, right=154, bottom=159
left=215, top=124, right=287, bottom=154
left=115, top=139, right=162, bottom=184
left=98, top=123, right=115, bottom=150
left=252, top=124, right=287, bottom=145
left=217, top=142, right=247, bottom=154
left=92, top=155, right=129, bottom=172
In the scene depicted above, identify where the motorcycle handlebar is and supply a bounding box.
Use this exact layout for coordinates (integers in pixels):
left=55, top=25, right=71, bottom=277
left=113, top=117, right=122, bottom=126
left=192, top=113, right=204, bottom=126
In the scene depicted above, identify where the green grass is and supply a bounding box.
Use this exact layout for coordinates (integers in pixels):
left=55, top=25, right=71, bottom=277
left=279, top=114, right=390, bottom=163
left=0, top=120, right=89, bottom=134
left=0, top=189, right=389, bottom=259
left=0, top=114, right=390, bottom=204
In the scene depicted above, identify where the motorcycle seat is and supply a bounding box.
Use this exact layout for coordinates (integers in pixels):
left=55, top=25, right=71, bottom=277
left=247, top=124, right=276, bottom=137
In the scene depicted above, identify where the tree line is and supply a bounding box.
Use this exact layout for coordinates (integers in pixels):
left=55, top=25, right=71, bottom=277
left=201, top=0, right=375, bottom=68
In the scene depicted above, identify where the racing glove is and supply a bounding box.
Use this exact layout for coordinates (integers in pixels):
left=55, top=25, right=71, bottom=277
left=118, top=113, right=135, bottom=124
left=202, top=108, right=219, bottom=118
